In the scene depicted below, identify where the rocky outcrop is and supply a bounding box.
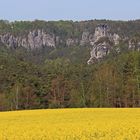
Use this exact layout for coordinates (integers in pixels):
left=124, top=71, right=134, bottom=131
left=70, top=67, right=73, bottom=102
left=0, top=30, right=55, bottom=49
left=87, top=42, right=111, bottom=64
left=113, top=33, right=120, bottom=45
left=94, top=24, right=109, bottom=41
left=87, top=24, right=120, bottom=64
left=66, top=38, right=79, bottom=46
left=129, top=40, right=140, bottom=51
left=0, top=24, right=121, bottom=64
left=80, top=32, right=90, bottom=46
left=0, top=30, right=87, bottom=49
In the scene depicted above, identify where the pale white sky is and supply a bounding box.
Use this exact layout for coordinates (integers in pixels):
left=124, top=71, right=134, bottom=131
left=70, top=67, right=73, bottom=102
left=0, top=0, right=139, bottom=21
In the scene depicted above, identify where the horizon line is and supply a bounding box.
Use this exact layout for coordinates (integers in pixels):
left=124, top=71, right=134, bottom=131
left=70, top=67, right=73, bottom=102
left=1, top=18, right=140, bottom=23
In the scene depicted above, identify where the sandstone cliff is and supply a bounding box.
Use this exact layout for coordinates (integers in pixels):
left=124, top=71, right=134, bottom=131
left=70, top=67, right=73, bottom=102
left=0, top=20, right=140, bottom=64
left=87, top=24, right=120, bottom=64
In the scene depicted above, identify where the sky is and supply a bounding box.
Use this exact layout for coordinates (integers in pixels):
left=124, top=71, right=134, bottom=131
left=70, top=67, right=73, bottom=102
left=0, top=0, right=139, bottom=21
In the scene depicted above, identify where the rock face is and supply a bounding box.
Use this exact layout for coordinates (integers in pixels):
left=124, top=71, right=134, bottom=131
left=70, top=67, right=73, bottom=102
left=66, top=38, right=78, bottom=46
left=87, top=42, right=111, bottom=64
left=0, top=30, right=79, bottom=49
left=129, top=39, right=140, bottom=51
left=87, top=24, right=120, bottom=64
left=0, top=24, right=122, bottom=64
left=0, top=24, right=121, bottom=65
left=80, top=32, right=90, bottom=46
left=0, top=30, right=55, bottom=49
left=0, top=23, right=121, bottom=51
left=94, top=24, right=109, bottom=41
left=2, top=23, right=139, bottom=65
left=113, top=33, right=120, bottom=45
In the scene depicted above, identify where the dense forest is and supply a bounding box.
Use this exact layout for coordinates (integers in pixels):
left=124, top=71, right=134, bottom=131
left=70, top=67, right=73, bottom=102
left=0, top=19, right=140, bottom=38
left=0, top=19, right=140, bottom=111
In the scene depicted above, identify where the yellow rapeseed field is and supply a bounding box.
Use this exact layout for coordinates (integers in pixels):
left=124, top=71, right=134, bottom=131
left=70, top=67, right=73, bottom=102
left=0, top=108, right=140, bottom=140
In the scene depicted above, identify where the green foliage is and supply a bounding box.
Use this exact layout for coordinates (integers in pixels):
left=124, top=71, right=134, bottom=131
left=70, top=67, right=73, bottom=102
left=0, top=19, right=140, bottom=110
left=0, top=19, right=140, bottom=38
left=0, top=43, right=140, bottom=111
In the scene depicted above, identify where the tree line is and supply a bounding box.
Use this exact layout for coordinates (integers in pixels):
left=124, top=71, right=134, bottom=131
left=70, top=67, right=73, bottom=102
left=0, top=45, right=140, bottom=111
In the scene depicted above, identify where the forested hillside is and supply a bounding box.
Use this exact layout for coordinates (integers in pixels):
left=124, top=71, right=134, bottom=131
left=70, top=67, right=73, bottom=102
left=0, top=19, right=140, bottom=111
left=1, top=19, right=140, bottom=36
